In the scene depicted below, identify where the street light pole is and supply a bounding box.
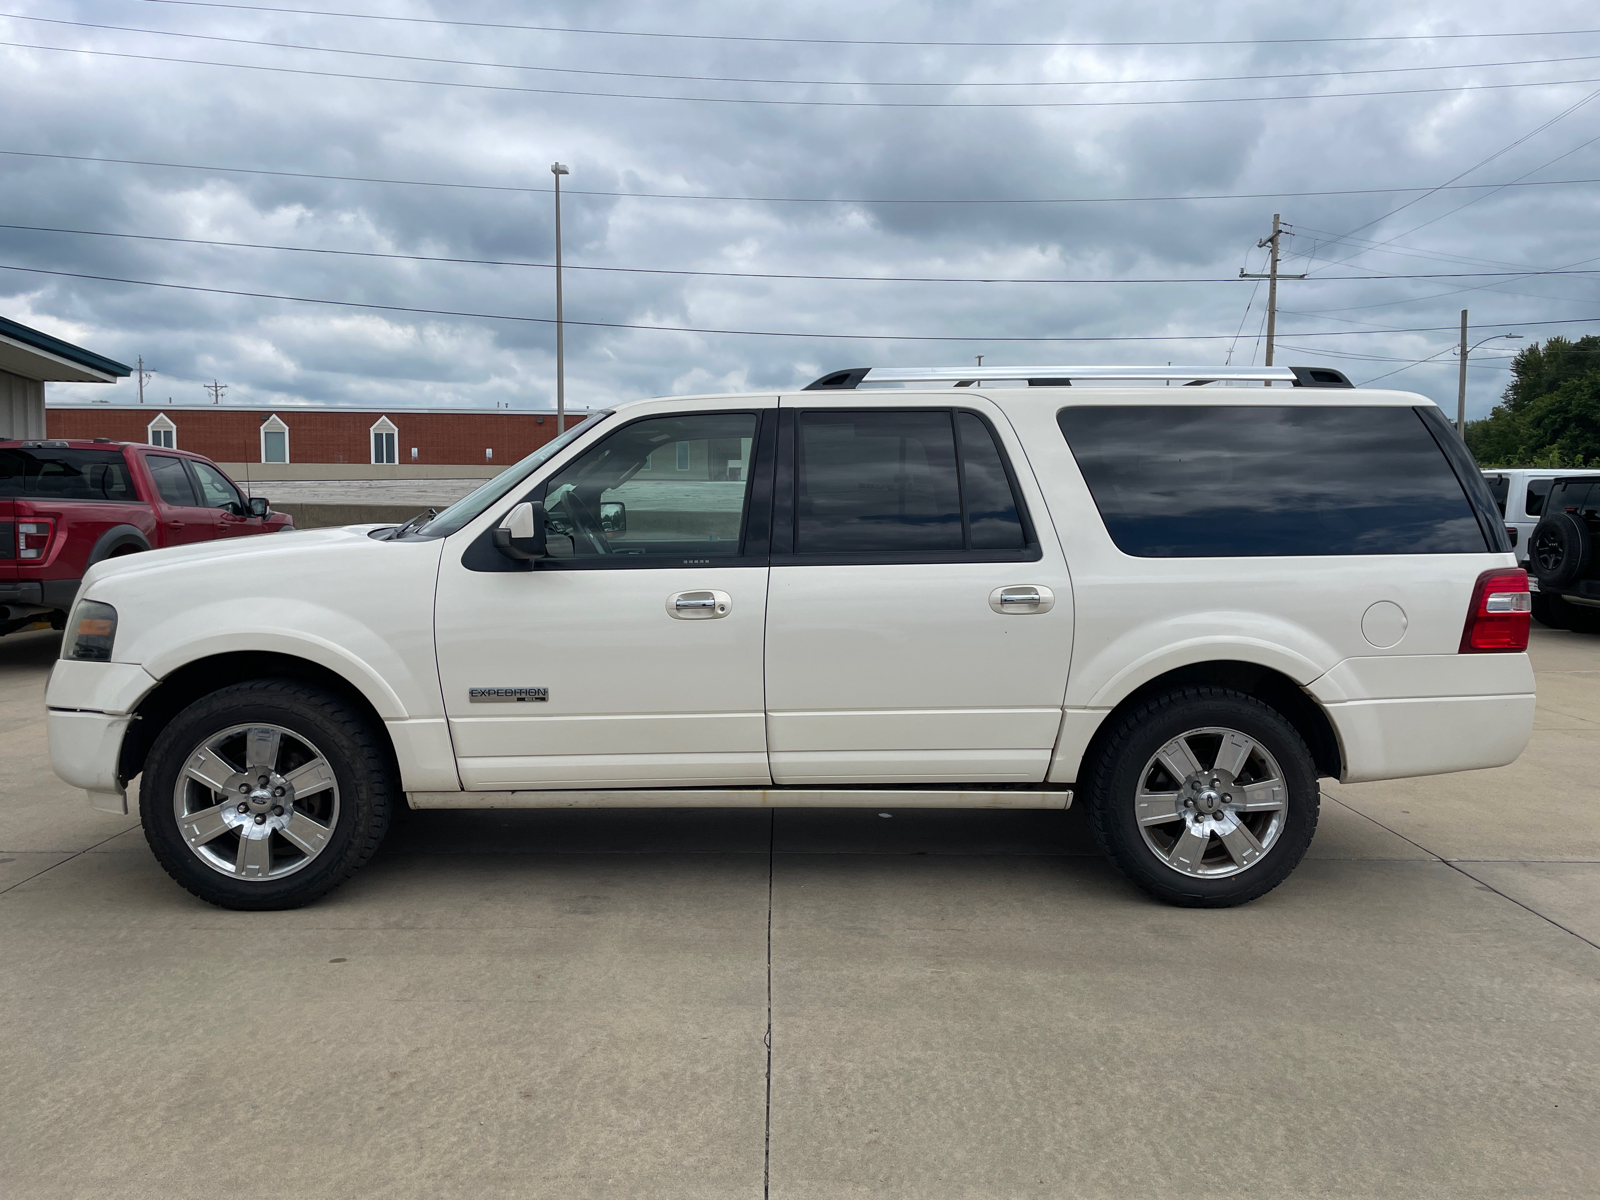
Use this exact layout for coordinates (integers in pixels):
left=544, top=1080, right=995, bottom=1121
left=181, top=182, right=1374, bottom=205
left=550, top=161, right=570, bottom=439
left=1455, top=319, right=1523, bottom=435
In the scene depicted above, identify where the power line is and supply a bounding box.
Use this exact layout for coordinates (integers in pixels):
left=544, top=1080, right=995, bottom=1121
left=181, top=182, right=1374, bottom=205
left=1307, top=85, right=1600, bottom=270
left=7, top=221, right=1600, bottom=284
left=9, top=39, right=1600, bottom=107
left=126, top=3, right=1600, bottom=49
left=4, top=260, right=1597, bottom=343
left=7, top=149, right=1600, bottom=208
left=13, top=14, right=1600, bottom=89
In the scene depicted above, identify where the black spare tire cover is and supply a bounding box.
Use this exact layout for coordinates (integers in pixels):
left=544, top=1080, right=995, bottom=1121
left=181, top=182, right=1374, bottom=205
left=1530, top=511, right=1591, bottom=588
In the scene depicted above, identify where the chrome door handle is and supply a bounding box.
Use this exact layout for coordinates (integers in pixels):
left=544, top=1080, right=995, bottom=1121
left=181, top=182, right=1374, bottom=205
left=989, top=585, right=1055, bottom=614
left=667, top=589, right=732, bottom=619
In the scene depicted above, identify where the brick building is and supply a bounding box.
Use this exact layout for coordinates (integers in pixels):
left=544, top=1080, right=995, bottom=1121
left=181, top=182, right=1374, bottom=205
left=47, top=404, right=588, bottom=466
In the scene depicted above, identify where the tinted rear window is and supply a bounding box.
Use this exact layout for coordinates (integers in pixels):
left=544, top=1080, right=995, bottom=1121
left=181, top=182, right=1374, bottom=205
left=1057, top=405, right=1487, bottom=557
left=1525, top=478, right=1555, bottom=517
left=0, top=447, right=137, bottom=501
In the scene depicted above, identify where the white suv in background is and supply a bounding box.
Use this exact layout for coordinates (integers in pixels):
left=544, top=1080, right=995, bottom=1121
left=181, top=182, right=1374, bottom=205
left=46, top=365, right=1534, bottom=911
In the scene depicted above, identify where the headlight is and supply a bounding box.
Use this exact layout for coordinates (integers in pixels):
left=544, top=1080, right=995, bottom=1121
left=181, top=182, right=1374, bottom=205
left=62, top=600, right=118, bottom=662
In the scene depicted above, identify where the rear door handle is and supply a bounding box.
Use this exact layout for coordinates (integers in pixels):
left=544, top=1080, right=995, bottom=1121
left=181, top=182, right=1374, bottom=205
left=989, top=585, right=1055, bottom=614
left=668, top=590, right=732, bottom=619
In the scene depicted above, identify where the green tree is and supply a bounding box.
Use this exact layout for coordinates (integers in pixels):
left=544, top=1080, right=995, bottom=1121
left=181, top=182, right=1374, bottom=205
left=1465, top=335, right=1600, bottom=467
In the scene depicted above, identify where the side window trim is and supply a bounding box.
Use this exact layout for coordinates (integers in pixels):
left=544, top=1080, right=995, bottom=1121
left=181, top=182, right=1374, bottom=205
left=770, top=406, right=1039, bottom=565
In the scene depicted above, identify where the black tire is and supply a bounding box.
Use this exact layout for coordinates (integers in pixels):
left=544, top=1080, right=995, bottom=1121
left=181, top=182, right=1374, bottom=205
left=141, top=679, right=395, bottom=910
left=1086, top=686, right=1319, bottom=907
left=1530, top=512, right=1591, bottom=589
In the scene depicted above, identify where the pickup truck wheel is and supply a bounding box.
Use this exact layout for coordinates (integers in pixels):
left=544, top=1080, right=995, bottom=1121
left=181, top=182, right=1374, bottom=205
left=141, top=680, right=395, bottom=910
left=1086, top=687, right=1319, bottom=907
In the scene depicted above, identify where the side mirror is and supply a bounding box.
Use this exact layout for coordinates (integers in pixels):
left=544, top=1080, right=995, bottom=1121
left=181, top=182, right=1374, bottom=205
left=600, top=500, right=627, bottom=535
left=494, top=501, right=547, bottom=561
left=248, top=497, right=270, bottom=518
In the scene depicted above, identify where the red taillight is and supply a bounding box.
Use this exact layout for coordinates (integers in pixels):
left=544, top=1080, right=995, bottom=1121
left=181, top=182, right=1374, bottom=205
left=1460, top=568, right=1531, bottom=653
left=16, top=519, right=54, bottom=561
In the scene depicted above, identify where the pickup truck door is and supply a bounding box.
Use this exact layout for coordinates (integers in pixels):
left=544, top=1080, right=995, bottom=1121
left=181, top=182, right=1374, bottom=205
left=141, top=453, right=220, bottom=546
left=761, top=397, right=1074, bottom=785
left=433, top=400, right=776, bottom=790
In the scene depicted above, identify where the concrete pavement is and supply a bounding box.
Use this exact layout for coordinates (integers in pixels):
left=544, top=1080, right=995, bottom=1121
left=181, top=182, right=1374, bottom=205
left=2, top=626, right=1597, bottom=1197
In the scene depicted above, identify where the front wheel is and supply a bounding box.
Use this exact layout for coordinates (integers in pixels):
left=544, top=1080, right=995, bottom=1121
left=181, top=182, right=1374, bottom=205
left=142, top=679, right=396, bottom=909
left=1086, top=687, right=1319, bottom=907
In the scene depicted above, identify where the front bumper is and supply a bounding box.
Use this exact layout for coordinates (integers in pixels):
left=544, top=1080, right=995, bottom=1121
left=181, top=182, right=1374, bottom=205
left=46, top=660, right=160, bottom=815
left=48, top=709, right=132, bottom=813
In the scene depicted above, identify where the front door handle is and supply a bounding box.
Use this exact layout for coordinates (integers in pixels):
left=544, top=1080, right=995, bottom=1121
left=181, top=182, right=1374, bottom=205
left=668, top=589, right=732, bottom=619
left=989, top=585, right=1055, bottom=614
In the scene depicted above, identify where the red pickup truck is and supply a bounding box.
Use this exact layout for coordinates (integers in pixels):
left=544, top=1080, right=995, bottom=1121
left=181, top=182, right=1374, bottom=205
left=1, top=438, right=292, bottom=639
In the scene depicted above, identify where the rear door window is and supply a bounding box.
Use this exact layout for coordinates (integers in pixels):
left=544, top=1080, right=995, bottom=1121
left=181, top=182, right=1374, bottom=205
left=0, top=447, right=137, bottom=501
left=1057, top=405, right=1488, bottom=557
left=786, top=409, right=1033, bottom=558
left=147, top=454, right=200, bottom=507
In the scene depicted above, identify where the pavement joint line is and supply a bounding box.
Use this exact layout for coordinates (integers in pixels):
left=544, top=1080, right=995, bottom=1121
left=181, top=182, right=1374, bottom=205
left=1322, top=791, right=1600, bottom=952
left=763, top=809, right=775, bottom=1200
left=0, top=824, right=140, bottom=896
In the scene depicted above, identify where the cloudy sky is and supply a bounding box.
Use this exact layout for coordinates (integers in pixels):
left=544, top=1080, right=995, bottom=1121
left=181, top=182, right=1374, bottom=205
left=2, top=0, right=1598, bottom=419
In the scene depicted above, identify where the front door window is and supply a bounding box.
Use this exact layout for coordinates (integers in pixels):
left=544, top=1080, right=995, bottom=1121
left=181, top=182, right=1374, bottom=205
left=539, top=412, right=757, bottom=560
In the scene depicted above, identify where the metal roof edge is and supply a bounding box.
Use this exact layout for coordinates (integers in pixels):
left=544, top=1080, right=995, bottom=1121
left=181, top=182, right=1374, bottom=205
left=0, top=315, right=131, bottom=379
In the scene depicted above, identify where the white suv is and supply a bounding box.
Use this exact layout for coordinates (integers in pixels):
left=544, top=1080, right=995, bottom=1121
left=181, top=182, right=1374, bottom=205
left=1481, top=467, right=1600, bottom=569
left=45, top=365, right=1535, bottom=910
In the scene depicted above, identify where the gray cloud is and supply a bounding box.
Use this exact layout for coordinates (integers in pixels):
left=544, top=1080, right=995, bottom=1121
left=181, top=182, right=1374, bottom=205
left=2, top=0, right=1598, bottom=419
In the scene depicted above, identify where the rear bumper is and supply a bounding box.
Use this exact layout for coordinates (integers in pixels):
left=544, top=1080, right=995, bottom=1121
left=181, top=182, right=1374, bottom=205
left=0, top=578, right=81, bottom=611
left=1309, top=653, right=1535, bottom=783
left=1325, top=693, right=1535, bottom=783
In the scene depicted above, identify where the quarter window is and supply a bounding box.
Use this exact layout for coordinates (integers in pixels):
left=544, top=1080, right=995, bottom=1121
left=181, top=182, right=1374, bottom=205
left=1057, top=405, right=1487, bottom=557
left=539, top=412, right=757, bottom=559
left=1483, top=474, right=1509, bottom=516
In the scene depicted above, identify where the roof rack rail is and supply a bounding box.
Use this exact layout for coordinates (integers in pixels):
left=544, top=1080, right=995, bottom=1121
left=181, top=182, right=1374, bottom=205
left=803, top=365, right=1354, bottom=390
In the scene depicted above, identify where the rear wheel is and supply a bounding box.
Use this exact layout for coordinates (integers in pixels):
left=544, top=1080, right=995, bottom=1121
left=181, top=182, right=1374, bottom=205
left=141, top=679, right=395, bottom=909
left=1086, top=686, right=1319, bottom=907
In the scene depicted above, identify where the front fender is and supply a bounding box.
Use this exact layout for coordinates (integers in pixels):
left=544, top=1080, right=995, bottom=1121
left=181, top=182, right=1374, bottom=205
left=127, top=600, right=432, bottom=721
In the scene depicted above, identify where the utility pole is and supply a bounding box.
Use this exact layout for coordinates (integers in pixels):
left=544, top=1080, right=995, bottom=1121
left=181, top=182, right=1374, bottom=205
left=1457, top=310, right=1469, bottom=435
left=204, top=380, right=227, bottom=404
left=1240, top=214, right=1307, bottom=380
left=550, top=161, right=569, bottom=439
left=135, top=356, right=152, bottom=404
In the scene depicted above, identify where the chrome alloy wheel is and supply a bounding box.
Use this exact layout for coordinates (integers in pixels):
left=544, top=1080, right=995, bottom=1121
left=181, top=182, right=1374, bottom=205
left=1134, top=726, right=1288, bottom=878
left=171, top=724, right=340, bottom=881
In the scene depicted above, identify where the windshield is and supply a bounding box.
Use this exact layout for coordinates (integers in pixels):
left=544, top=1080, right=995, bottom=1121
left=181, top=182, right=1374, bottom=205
left=413, top=412, right=611, bottom=538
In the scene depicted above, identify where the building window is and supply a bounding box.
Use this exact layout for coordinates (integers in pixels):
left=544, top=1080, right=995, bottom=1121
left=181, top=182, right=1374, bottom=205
left=676, top=441, right=691, bottom=471
left=147, top=415, right=177, bottom=449
left=261, top=414, right=290, bottom=463
left=485, top=448, right=493, bottom=461
left=370, top=416, right=398, bottom=464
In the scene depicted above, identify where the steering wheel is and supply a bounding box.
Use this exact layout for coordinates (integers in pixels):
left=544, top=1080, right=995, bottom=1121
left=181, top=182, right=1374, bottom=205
left=563, top=491, right=612, bottom=555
